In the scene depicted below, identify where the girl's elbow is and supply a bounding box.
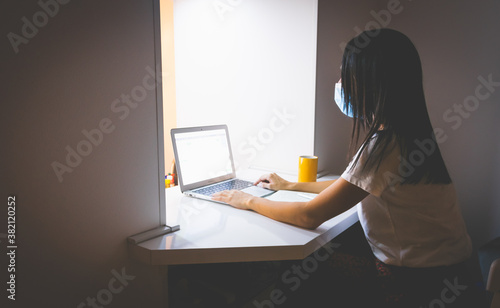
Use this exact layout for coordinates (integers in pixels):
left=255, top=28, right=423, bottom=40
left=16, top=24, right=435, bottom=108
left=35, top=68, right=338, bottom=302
left=298, top=212, right=323, bottom=230
left=302, top=221, right=321, bottom=230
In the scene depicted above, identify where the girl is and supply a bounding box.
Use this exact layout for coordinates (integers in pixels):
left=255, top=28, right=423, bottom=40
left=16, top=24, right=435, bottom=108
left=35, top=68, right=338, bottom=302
left=213, top=29, right=475, bottom=307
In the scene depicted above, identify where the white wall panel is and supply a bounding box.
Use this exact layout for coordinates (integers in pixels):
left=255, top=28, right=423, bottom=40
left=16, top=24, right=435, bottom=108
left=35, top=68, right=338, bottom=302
left=173, top=0, right=318, bottom=175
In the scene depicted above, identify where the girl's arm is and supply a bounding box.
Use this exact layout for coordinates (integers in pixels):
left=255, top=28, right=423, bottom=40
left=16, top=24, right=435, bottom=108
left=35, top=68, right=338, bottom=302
left=254, top=173, right=336, bottom=194
left=213, top=178, right=368, bottom=229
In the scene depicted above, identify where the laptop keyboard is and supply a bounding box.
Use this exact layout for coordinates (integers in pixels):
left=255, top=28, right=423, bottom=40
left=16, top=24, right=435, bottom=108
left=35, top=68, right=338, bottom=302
left=192, top=179, right=253, bottom=197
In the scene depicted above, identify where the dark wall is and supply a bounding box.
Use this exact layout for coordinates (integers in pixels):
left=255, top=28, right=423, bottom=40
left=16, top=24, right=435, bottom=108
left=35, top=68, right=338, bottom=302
left=1, top=0, right=165, bottom=306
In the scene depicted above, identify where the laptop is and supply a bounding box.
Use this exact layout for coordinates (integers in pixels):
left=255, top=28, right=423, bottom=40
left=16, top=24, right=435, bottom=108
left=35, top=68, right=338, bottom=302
left=171, top=125, right=275, bottom=203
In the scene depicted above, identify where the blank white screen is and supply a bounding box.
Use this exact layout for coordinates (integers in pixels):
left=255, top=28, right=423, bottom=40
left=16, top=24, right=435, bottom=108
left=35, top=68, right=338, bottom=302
left=175, top=129, right=233, bottom=185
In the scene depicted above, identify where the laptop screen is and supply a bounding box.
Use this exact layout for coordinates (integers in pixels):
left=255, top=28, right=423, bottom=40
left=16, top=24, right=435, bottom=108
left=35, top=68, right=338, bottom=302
left=173, top=128, right=234, bottom=186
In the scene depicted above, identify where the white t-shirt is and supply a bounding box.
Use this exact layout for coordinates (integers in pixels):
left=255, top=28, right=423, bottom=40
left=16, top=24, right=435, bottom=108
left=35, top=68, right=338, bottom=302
left=341, top=136, right=472, bottom=268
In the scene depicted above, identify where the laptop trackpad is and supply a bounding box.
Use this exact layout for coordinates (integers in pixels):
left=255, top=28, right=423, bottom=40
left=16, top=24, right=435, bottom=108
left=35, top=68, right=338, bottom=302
left=241, top=186, right=275, bottom=197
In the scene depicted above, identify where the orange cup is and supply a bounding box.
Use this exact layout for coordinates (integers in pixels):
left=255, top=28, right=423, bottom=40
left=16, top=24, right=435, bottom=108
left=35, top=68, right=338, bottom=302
left=298, top=155, right=318, bottom=182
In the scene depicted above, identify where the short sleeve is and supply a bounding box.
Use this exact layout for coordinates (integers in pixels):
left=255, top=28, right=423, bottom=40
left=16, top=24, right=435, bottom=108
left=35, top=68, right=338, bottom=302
left=341, top=137, right=400, bottom=197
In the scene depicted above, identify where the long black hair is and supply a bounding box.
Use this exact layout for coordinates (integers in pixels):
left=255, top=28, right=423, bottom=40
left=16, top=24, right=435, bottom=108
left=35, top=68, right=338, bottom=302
left=341, top=28, right=451, bottom=184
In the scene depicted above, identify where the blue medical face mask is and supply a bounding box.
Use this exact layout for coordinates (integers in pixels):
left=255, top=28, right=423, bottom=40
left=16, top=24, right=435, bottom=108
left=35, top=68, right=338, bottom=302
left=334, top=83, right=354, bottom=118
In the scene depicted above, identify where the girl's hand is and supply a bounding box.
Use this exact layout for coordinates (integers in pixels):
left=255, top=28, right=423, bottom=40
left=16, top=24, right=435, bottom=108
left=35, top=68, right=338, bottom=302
left=212, top=190, right=255, bottom=210
left=254, top=173, right=292, bottom=191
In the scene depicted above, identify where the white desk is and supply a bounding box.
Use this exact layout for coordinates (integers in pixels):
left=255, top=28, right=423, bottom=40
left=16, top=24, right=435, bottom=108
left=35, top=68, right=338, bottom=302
left=129, top=169, right=359, bottom=266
